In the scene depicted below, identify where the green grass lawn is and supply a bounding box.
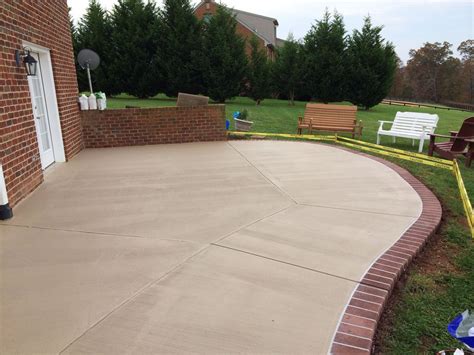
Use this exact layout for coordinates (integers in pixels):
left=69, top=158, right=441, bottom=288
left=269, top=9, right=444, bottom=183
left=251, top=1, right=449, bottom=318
left=108, top=94, right=474, bottom=352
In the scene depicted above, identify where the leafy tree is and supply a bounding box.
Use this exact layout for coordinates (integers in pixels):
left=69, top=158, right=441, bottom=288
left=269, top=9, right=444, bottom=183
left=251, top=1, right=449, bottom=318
left=303, top=10, right=347, bottom=103
left=74, top=0, right=114, bottom=93
left=273, top=34, right=304, bottom=105
left=202, top=5, right=247, bottom=103
left=247, top=36, right=271, bottom=105
left=109, top=0, right=160, bottom=98
left=388, top=55, right=406, bottom=98
left=346, top=16, right=397, bottom=109
left=159, top=0, right=205, bottom=97
left=405, top=41, right=453, bottom=102
left=437, top=56, right=463, bottom=101
left=458, top=40, right=474, bottom=103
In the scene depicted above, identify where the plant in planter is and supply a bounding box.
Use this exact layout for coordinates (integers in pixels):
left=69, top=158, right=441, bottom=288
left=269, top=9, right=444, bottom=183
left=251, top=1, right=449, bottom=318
left=233, top=109, right=253, bottom=132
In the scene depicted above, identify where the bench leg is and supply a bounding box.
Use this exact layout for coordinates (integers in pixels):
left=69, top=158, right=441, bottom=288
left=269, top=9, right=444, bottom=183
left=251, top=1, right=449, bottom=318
left=428, top=135, right=436, bottom=157
left=377, top=134, right=381, bottom=145
left=392, top=137, right=396, bottom=143
left=412, top=139, right=415, bottom=147
left=418, top=138, right=425, bottom=153
left=466, top=144, right=473, bottom=167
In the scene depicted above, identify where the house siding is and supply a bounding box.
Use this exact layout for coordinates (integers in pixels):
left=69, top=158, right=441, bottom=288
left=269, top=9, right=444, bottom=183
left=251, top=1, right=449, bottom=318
left=194, top=1, right=274, bottom=59
left=0, top=0, right=83, bottom=207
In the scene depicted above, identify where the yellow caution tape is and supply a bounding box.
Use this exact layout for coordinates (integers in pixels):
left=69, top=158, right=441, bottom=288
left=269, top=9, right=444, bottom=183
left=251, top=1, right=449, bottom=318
left=228, top=130, right=473, bottom=237
left=453, top=160, right=474, bottom=238
left=335, top=140, right=454, bottom=170
left=336, top=136, right=454, bottom=166
left=228, top=131, right=336, bottom=141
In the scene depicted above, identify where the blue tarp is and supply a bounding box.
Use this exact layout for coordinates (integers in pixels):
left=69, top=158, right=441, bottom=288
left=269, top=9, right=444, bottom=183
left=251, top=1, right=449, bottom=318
left=448, top=310, right=474, bottom=350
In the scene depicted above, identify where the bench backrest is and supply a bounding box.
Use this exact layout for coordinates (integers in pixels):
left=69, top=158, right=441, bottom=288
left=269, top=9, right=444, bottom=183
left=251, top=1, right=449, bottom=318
left=452, top=116, right=474, bottom=152
left=303, top=103, right=357, bottom=129
left=391, top=112, right=439, bottom=135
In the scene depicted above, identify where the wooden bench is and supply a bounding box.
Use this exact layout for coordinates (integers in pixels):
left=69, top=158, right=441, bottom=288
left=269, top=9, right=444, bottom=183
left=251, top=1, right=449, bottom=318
left=297, top=103, right=362, bottom=138
left=377, top=112, right=439, bottom=153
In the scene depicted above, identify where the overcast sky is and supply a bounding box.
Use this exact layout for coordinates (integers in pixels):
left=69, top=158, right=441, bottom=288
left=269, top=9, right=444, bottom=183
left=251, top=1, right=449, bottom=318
left=68, top=0, right=473, bottom=63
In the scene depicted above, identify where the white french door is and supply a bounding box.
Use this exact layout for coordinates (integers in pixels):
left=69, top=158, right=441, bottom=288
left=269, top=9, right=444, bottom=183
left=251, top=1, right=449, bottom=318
left=27, top=52, right=55, bottom=169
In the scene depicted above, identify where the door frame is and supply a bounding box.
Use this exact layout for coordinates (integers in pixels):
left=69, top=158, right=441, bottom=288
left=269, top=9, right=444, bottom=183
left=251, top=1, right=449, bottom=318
left=23, top=41, right=66, bottom=164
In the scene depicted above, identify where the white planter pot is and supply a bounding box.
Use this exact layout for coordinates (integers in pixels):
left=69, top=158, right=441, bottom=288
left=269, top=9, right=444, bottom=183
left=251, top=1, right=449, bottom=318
left=234, top=118, right=253, bottom=132
left=97, top=98, right=107, bottom=110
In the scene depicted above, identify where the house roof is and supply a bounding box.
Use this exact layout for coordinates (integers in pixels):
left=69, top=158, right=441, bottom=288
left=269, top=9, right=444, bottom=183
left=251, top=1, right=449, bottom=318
left=276, top=38, right=286, bottom=48
left=194, top=1, right=279, bottom=46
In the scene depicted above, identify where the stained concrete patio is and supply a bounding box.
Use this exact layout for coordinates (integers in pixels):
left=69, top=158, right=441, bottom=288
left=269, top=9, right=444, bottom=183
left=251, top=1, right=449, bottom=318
left=0, top=140, right=422, bottom=354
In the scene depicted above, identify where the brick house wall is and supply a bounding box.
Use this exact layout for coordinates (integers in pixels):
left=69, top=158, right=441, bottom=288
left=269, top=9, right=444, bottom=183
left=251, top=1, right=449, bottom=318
left=0, top=0, right=83, bottom=207
left=194, top=1, right=275, bottom=59
left=81, top=106, right=227, bottom=148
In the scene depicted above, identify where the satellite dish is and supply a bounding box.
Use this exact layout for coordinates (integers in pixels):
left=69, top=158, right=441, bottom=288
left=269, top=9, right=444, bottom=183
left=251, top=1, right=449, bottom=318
left=77, top=49, right=101, bottom=93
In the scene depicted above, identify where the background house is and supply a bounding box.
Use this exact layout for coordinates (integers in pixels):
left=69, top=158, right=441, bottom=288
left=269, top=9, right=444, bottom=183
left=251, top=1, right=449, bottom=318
left=194, top=0, right=285, bottom=60
left=0, top=0, right=83, bottom=217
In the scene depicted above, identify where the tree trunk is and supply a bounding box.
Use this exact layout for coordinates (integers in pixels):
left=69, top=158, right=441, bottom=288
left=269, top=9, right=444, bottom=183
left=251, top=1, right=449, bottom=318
left=289, top=90, right=295, bottom=106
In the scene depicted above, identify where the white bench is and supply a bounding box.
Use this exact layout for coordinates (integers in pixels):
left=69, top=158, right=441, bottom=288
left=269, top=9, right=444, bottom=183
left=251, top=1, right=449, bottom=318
left=377, top=112, right=439, bottom=152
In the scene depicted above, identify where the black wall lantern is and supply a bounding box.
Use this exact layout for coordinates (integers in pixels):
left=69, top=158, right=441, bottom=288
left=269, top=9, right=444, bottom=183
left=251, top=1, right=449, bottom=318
left=15, top=48, right=38, bottom=76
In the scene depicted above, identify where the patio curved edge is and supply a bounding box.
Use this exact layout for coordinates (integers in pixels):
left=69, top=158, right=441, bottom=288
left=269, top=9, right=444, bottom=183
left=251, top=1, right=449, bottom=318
left=328, top=149, right=443, bottom=355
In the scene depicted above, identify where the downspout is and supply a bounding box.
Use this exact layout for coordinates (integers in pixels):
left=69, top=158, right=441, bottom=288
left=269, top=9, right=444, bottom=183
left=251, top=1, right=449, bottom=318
left=0, top=163, right=13, bottom=220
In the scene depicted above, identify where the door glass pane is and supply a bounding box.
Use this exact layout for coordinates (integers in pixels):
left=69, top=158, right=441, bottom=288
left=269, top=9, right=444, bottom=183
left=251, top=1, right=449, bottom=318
left=41, top=132, right=50, bottom=150
left=35, top=97, right=45, bottom=117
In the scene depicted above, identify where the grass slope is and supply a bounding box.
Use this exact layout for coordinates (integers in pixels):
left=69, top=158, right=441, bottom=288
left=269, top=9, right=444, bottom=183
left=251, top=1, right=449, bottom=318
left=108, top=94, right=474, bottom=352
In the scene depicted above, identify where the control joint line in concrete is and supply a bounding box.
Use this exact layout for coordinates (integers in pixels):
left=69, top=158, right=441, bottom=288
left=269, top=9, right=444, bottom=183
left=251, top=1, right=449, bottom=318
left=212, top=243, right=372, bottom=286
left=58, top=206, right=297, bottom=353
left=0, top=223, right=198, bottom=244
left=297, top=203, right=419, bottom=219
left=59, top=243, right=211, bottom=354
left=212, top=204, right=295, bottom=244
left=227, top=142, right=298, bottom=204
left=213, top=243, right=392, bottom=292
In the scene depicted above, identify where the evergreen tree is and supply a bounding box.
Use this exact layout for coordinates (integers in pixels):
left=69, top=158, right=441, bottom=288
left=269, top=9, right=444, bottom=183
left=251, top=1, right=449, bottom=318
left=303, top=10, right=347, bottom=103
left=75, top=0, right=113, bottom=93
left=109, top=0, right=160, bottom=98
left=346, top=16, right=397, bottom=109
left=247, top=36, right=271, bottom=105
left=159, top=0, right=204, bottom=97
left=202, top=5, right=247, bottom=103
left=273, top=34, right=304, bottom=105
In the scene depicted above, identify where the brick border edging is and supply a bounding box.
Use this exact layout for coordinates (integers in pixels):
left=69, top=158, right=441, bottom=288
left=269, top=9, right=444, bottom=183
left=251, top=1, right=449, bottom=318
left=228, top=137, right=443, bottom=354
left=329, top=149, right=443, bottom=354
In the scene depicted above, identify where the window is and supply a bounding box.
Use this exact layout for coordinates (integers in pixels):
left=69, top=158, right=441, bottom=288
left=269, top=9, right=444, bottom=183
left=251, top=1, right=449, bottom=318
left=203, top=13, right=213, bottom=24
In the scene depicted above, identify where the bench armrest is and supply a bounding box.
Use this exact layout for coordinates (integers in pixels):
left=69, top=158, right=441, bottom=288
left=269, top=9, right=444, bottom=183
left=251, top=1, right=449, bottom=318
left=378, top=120, right=392, bottom=130
left=466, top=138, right=474, bottom=143
left=429, top=133, right=456, bottom=139
left=430, top=133, right=474, bottom=139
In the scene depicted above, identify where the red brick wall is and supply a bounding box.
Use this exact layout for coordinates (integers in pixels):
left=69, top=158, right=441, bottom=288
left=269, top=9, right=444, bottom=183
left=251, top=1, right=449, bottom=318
left=81, top=106, right=227, bottom=148
left=0, top=0, right=83, bottom=207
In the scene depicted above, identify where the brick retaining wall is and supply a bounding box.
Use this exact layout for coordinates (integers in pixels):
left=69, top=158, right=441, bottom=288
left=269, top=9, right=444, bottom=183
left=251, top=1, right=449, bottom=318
left=81, top=105, right=227, bottom=148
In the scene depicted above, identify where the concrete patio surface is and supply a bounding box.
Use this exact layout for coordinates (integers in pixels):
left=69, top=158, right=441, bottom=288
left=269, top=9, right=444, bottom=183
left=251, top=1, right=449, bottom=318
left=0, top=141, right=422, bottom=354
